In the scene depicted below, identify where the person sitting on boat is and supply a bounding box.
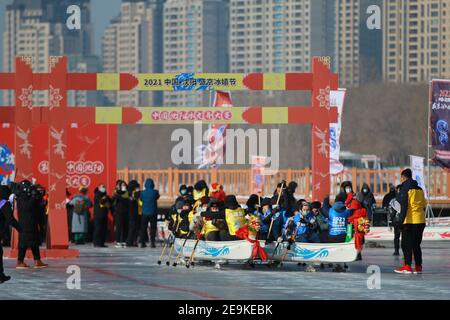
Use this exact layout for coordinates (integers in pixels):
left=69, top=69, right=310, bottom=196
left=311, top=201, right=329, bottom=243
left=327, top=194, right=352, bottom=243
left=176, top=200, right=192, bottom=238
left=222, top=195, right=247, bottom=241
left=167, top=198, right=184, bottom=235
left=287, top=202, right=320, bottom=243
left=193, top=180, right=209, bottom=205
left=257, top=197, right=274, bottom=240
left=246, top=194, right=262, bottom=215
left=200, top=198, right=225, bottom=241
left=266, top=197, right=287, bottom=242
left=189, top=196, right=209, bottom=239
left=345, top=192, right=369, bottom=260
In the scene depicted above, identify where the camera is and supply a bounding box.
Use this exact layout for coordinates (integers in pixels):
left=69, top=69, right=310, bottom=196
left=9, top=180, right=42, bottom=200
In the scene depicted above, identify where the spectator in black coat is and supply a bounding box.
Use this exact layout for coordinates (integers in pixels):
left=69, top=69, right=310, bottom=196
left=382, top=184, right=396, bottom=209
left=93, top=184, right=111, bottom=248
left=126, top=180, right=141, bottom=247
left=15, top=180, right=48, bottom=269
left=0, top=185, right=21, bottom=283
left=112, top=180, right=130, bottom=248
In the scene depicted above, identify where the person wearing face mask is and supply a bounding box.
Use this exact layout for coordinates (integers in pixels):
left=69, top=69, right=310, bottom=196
left=311, top=201, right=329, bottom=243
left=335, top=181, right=354, bottom=203
left=93, top=184, right=111, bottom=248
left=361, top=183, right=376, bottom=223
left=0, top=185, right=22, bottom=283
left=126, top=180, right=141, bottom=247
left=288, top=203, right=320, bottom=243
left=112, top=180, right=130, bottom=248
left=176, top=184, right=194, bottom=204
left=139, top=178, right=160, bottom=248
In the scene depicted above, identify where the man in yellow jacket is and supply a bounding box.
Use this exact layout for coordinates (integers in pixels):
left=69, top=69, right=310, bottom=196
left=394, top=169, right=426, bottom=274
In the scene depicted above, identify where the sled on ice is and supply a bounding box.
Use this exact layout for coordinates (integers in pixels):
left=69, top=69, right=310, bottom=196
left=174, top=238, right=358, bottom=263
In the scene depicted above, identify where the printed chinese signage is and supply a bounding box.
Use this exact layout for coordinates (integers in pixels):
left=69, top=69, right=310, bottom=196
left=430, top=80, right=450, bottom=169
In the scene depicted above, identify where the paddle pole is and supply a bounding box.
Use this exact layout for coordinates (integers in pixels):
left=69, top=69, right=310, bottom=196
left=265, top=183, right=284, bottom=244
left=165, top=221, right=181, bottom=266
left=157, top=220, right=178, bottom=265
left=186, top=223, right=206, bottom=268
left=280, top=222, right=300, bottom=267
left=173, top=231, right=191, bottom=267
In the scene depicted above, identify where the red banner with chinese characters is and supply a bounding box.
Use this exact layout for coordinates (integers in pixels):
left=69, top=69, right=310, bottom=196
left=0, top=124, right=117, bottom=199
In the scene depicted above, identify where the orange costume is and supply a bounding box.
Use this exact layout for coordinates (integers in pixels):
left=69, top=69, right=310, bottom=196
left=210, top=183, right=226, bottom=202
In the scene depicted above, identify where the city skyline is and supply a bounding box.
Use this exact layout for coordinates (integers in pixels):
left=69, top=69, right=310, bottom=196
left=1, top=0, right=450, bottom=99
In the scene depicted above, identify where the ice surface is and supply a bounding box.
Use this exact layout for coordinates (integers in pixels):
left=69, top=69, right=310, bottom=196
left=0, top=241, right=449, bottom=300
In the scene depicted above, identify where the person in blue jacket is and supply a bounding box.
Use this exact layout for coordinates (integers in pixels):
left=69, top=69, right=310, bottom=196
left=285, top=202, right=320, bottom=243
left=327, top=194, right=352, bottom=243
left=139, top=179, right=160, bottom=248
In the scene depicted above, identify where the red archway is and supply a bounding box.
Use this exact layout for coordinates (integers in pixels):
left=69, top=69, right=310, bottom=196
left=0, top=56, right=338, bottom=258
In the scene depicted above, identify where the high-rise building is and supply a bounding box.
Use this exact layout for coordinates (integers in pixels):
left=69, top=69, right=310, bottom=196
left=229, top=0, right=335, bottom=73
left=383, top=0, right=450, bottom=83
left=102, top=0, right=164, bottom=106
left=335, top=0, right=382, bottom=87
left=2, top=0, right=95, bottom=105
left=163, top=0, right=228, bottom=107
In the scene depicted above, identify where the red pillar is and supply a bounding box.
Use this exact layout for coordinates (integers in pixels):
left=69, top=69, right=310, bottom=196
left=311, top=57, right=338, bottom=202
left=10, top=57, right=34, bottom=253
left=46, top=56, right=73, bottom=252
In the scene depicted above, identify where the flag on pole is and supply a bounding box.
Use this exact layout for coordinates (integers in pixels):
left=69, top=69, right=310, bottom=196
left=196, top=91, right=233, bottom=168
left=410, top=155, right=428, bottom=198
left=329, top=89, right=346, bottom=175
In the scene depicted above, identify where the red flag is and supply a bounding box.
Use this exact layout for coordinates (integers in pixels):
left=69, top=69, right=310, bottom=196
left=198, top=91, right=232, bottom=168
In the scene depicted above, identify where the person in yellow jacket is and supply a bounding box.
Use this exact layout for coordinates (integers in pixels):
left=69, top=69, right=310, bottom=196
left=394, top=168, right=426, bottom=274
left=188, top=196, right=209, bottom=239
left=200, top=198, right=224, bottom=241
left=222, top=195, right=247, bottom=241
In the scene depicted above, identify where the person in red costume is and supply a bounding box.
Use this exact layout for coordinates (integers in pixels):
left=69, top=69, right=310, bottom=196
left=345, top=192, right=369, bottom=261
left=210, top=182, right=226, bottom=202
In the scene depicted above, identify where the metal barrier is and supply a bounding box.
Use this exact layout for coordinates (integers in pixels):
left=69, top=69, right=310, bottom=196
left=117, top=167, right=450, bottom=205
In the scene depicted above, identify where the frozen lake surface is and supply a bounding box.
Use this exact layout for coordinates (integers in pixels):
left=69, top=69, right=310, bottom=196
left=1, top=241, right=449, bottom=300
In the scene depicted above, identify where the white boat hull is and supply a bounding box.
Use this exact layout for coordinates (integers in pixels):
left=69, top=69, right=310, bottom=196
left=174, top=238, right=258, bottom=261
left=263, top=240, right=358, bottom=263
left=174, top=238, right=357, bottom=263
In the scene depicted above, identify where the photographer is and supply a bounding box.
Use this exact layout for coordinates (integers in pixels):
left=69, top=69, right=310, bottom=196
left=0, top=185, right=22, bottom=283
left=14, top=180, right=48, bottom=269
